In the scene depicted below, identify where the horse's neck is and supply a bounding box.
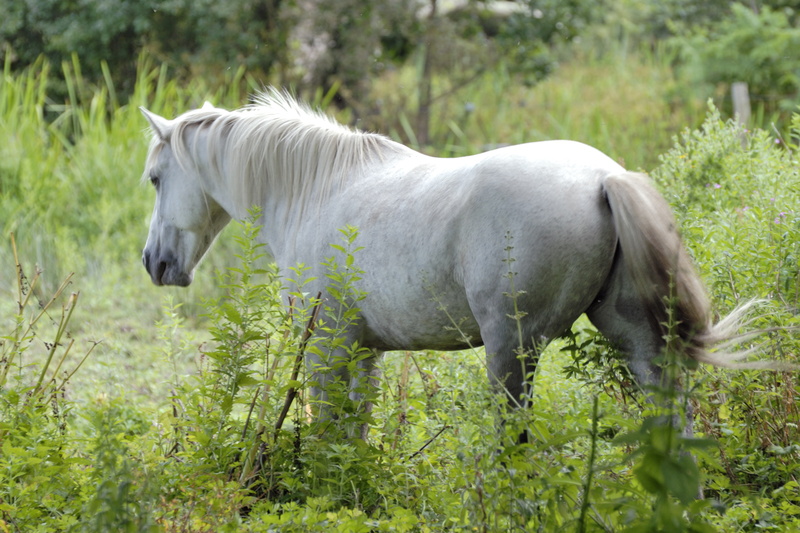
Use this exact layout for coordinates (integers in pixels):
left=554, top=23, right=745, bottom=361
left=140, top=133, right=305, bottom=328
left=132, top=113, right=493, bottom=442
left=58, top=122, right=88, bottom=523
left=204, top=120, right=416, bottom=262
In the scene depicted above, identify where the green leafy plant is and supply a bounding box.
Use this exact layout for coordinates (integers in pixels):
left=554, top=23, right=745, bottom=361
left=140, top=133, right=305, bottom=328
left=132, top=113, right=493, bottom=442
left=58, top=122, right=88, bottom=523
left=78, top=399, right=158, bottom=533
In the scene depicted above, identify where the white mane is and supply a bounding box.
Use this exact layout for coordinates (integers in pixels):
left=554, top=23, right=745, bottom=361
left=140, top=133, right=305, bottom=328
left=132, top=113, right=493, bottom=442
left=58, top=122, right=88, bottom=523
left=148, top=89, right=402, bottom=219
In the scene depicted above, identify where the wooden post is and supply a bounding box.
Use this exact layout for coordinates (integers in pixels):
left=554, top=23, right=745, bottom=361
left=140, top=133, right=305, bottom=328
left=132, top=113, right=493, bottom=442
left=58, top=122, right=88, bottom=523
left=732, top=82, right=751, bottom=126
left=732, top=82, right=750, bottom=148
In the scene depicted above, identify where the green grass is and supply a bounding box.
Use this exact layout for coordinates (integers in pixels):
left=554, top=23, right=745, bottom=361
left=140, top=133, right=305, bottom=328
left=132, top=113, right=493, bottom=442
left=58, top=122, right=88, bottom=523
left=2, top=48, right=800, bottom=531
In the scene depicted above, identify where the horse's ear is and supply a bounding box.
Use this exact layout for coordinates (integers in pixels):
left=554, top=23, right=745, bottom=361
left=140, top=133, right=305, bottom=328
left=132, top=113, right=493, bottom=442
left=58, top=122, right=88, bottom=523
left=201, top=101, right=215, bottom=110
left=139, top=107, right=171, bottom=141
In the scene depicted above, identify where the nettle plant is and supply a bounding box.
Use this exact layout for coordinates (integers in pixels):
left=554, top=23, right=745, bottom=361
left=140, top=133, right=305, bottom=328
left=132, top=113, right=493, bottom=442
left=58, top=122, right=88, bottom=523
left=652, top=104, right=800, bottom=521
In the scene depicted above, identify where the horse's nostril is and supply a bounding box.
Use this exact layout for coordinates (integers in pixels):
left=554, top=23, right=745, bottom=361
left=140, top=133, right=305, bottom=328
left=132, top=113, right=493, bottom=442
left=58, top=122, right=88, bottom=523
left=142, top=250, right=169, bottom=285
left=155, top=260, right=168, bottom=284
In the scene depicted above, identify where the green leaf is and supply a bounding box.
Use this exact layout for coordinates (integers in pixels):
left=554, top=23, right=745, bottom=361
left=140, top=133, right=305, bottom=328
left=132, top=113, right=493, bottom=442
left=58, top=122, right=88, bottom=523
left=237, top=375, right=259, bottom=387
left=634, top=452, right=666, bottom=494
left=662, top=455, right=700, bottom=505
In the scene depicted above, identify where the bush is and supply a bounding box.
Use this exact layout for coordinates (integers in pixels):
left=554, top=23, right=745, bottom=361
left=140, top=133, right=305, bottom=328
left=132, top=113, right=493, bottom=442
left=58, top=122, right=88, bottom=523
left=496, top=0, right=607, bottom=85
left=0, top=0, right=295, bottom=99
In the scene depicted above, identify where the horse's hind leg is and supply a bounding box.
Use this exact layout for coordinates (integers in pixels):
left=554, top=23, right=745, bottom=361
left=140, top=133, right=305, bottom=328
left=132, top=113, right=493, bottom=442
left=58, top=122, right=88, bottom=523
left=478, top=313, right=547, bottom=444
left=586, top=256, right=695, bottom=437
left=587, top=253, right=709, bottom=500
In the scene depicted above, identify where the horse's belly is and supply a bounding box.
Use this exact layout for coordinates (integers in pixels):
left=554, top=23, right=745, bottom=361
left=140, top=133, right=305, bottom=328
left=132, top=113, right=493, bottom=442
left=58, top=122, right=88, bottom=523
left=360, top=296, right=482, bottom=352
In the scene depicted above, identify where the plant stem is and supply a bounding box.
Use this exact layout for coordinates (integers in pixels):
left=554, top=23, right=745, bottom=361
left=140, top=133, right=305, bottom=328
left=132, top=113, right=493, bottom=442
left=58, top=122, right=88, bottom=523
left=578, top=396, right=600, bottom=533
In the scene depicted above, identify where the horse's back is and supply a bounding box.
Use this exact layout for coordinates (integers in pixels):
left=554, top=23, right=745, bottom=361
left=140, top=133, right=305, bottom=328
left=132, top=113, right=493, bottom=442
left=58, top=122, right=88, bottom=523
left=475, top=140, right=624, bottom=175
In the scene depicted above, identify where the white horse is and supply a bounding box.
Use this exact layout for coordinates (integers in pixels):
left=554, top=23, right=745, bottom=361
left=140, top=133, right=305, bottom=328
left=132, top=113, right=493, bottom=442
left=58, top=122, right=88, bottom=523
left=139, top=90, right=760, bottom=438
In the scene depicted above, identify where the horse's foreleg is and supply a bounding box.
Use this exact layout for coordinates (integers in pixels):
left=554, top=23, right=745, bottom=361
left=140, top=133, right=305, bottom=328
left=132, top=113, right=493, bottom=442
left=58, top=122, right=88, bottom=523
left=349, top=351, right=382, bottom=440
left=306, top=344, right=352, bottom=419
left=306, top=345, right=381, bottom=439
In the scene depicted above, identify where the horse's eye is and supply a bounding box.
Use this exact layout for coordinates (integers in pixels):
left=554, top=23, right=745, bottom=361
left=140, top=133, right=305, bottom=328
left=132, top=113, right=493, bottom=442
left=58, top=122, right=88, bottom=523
left=150, top=175, right=160, bottom=189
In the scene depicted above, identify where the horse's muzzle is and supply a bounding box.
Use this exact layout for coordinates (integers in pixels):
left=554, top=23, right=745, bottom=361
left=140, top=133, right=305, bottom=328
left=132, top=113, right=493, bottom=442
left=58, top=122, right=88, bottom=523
left=143, top=249, right=192, bottom=287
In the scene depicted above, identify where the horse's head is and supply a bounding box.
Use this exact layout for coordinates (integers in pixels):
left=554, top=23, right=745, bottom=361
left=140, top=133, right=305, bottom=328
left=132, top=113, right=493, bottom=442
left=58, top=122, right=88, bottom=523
left=139, top=105, right=231, bottom=286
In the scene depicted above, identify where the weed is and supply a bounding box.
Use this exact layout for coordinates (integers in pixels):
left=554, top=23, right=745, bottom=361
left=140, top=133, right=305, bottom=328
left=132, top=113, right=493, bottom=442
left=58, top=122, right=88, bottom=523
left=0, top=236, right=95, bottom=531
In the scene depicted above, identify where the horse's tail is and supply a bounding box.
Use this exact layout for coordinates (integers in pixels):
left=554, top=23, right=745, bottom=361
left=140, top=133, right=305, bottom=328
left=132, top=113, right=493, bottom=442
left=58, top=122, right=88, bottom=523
left=602, top=171, right=788, bottom=370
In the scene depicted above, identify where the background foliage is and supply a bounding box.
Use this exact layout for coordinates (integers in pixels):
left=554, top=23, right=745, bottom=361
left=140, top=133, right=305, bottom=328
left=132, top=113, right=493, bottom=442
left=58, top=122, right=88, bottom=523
left=2, top=0, right=800, bottom=531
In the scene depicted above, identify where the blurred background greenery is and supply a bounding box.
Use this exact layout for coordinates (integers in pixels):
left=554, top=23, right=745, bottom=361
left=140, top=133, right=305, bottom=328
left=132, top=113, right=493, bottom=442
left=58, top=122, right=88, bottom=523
left=4, top=0, right=800, bottom=133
